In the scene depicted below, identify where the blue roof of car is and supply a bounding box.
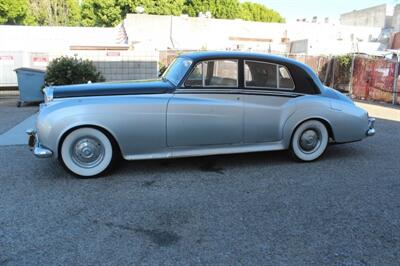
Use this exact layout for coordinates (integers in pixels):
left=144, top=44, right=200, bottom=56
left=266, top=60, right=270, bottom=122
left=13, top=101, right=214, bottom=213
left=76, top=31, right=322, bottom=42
left=179, top=51, right=299, bottom=65
left=179, top=51, right=324, bottom=91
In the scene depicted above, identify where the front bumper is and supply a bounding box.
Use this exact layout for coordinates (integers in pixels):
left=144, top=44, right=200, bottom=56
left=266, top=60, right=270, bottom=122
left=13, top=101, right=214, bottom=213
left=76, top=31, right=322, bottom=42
left=366, top=118, right=376, bottom=137
left=26, top=129, right=53, bottom=158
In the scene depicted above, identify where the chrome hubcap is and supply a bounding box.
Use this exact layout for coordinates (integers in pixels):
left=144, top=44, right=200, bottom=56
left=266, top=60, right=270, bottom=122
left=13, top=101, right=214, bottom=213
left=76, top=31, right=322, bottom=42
left=71, top=137, right=104, bottom=168
left=299, top=129, right=320, bottom=153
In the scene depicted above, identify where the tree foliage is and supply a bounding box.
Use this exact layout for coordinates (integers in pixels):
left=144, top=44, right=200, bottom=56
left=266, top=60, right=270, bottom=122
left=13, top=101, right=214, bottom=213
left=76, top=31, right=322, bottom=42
left=184, top=0, right=240, bottom=19
left=81, top=0, right=122, bottom=27
left=45, top=56, right=105, bottom=86
left=0, top=0, right=33, bottom=25
left=184, top=0, right=283, bottom=22
left=239, top=2, right=285, bottom=23
left=0, top=0, right=285, bottom=27
left=119, top=0, right=185, bottom=17
left=29, top=0, right=81, bottom=26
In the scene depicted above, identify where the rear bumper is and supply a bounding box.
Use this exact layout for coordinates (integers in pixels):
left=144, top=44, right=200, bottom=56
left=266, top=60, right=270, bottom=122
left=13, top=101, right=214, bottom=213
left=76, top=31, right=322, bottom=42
left=26, top=129, right=53, bottom=158
left=366, top=118, right=375, bottom=137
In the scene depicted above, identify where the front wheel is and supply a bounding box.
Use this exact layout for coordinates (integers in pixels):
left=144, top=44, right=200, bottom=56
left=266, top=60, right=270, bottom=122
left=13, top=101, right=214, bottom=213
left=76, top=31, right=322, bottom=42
left=60, top=127, right=115, bottom=178
left=291, top=120, right=329, bottom=162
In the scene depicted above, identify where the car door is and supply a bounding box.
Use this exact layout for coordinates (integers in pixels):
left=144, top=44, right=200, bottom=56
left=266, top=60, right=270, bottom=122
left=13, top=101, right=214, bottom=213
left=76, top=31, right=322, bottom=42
left=243, top=60, right=297, bottom=143
left=167, top=59, right=243, bottom=147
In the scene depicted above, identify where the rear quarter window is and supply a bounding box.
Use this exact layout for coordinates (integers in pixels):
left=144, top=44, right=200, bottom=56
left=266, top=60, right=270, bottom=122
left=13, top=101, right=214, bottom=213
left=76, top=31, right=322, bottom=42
left=244, top=60, right=294, bottom=90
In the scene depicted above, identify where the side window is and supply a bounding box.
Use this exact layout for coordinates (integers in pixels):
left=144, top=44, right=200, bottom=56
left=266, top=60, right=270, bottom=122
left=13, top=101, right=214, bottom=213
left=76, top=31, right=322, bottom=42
left=245, top=61, right=277, bottom=88
left=204, top=60, right=238, bottom=87
left=184, top=60, right=238, bottom=87
left=185, top=63, right=202, bottom=87
left=278, top=66, right=295, bottom=89
left=244, top=61, right=295, bottom=90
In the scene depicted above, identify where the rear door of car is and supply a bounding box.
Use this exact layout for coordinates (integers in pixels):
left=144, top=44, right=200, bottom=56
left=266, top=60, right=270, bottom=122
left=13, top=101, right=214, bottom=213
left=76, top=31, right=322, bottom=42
left=243, top=59, right=297, bottom=143
left=167, top=59, right=243, bottom=147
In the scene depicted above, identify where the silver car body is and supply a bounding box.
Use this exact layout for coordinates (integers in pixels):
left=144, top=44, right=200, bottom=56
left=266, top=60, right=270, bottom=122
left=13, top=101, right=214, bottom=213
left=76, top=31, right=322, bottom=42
left=30, top=51, right=374, bottom=160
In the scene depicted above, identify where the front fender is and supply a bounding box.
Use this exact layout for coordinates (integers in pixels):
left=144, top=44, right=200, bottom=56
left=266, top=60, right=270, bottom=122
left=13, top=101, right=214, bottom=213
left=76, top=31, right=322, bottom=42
left=37, top=104, right=121, bottom=159
left=36, top=95, right=170, bottom=159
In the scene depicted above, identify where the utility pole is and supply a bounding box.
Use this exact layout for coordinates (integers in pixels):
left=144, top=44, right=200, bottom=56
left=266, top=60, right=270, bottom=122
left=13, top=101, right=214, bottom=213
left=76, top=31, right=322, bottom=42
left=331, top=57, right=335, bottom=89
left=393, top=54, right=399, bottom=105
left=324, top=56, right=332, bottom=86
left=349, top=53, right=356, bottom=96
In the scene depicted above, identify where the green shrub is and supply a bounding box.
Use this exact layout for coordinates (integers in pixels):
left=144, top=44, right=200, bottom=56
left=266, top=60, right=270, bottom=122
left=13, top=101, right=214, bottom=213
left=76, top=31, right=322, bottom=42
left=336, top=54, right=353, bottom=86
left=337, top=54, right=352, bottom=70
left=318, top=54, right=353, bottom=91
left=45, top=56, right=105, bottom=86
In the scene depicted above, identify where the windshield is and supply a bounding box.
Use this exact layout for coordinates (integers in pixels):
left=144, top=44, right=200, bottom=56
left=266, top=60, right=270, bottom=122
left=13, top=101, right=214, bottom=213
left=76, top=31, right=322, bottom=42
left=162, top=57, right=193, bottom=86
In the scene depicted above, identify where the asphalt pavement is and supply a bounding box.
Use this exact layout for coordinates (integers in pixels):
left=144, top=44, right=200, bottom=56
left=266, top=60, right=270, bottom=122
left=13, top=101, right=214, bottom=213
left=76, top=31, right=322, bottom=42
left=0, top=98, right=399, bottom=265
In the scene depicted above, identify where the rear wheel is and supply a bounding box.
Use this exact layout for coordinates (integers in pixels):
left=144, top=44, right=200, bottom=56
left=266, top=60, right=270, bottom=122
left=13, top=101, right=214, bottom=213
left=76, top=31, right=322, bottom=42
left=60, top=127, right=115, bottom=178
left=291, top=120, right=328, bottom=162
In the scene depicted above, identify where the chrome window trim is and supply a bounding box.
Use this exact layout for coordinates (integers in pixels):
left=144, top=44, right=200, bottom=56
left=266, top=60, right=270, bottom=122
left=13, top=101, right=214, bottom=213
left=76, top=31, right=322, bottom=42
left=241, top=89, right=303, bottom=97
left=244, top=60, right=295, bottom=91
left=174, top=88, right=304, bottom=98
left=163, top=57, right=194, bottom=86
left=183, top=59, right=239, bottom=89
left=43, top=87, right=54, bottom=103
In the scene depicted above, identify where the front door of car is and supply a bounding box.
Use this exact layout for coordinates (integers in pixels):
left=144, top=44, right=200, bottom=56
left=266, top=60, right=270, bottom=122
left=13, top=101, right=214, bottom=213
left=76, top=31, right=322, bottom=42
left=243, top=60, right=297, bottom=143
left=167, top=59, right=243, bottom=147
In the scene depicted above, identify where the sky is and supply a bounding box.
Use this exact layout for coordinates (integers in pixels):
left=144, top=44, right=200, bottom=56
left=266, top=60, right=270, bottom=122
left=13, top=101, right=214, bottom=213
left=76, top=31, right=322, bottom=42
left=251, top=0, right=395, bottom=21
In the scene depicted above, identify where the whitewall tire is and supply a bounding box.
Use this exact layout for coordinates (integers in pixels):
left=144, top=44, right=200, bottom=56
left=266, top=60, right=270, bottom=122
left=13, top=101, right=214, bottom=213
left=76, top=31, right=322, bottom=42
left=60, top=127, right=114, bottom=177
left=291, top=120, right=329, bottom=162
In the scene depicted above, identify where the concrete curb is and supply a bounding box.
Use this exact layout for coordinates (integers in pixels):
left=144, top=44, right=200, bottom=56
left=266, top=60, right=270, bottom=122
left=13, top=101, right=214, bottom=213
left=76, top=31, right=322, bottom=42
left=355, top=102, right=400, bottom=122
left=0, top=113, right=37, bottom=146
left=0, top=90, right=19, bottom=96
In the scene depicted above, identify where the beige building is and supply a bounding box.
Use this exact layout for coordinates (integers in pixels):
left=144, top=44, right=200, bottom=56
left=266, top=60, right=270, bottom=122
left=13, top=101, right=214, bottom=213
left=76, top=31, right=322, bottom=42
left=340, top=4, right=393, bottom=28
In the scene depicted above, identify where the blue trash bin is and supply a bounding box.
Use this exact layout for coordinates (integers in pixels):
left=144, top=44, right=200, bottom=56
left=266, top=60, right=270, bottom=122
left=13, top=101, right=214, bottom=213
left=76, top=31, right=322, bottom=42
left=14, top=67, right=46, bottom=107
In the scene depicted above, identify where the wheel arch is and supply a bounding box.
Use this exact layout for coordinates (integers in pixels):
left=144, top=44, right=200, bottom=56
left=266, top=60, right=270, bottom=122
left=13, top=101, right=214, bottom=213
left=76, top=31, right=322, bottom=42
left=287, top=116, right=335, bottom=147
left=57, top=124, right=122, bottom=159
left=309, top=118, right=334, bottom=141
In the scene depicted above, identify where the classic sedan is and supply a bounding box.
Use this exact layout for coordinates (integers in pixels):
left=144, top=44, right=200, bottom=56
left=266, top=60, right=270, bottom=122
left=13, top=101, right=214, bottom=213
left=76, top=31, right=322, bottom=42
left=27, top=51, right=375, bottom=177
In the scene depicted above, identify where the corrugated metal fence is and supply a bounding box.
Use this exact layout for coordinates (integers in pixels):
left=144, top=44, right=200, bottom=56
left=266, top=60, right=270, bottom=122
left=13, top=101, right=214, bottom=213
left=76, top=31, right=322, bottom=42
left=160, top=50, right=400, bottom=105
left=352, top=56, right=399, bottom=104
left=285, top=54, right=399, bottom=105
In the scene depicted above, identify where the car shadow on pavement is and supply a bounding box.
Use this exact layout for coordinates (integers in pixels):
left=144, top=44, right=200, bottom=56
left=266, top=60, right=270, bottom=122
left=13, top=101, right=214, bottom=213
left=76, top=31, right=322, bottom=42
left=117, top=149, right=291, bottom=174
left=23, top=139, right=369, bottom=182
left=115, top=145, right=359, bottom=180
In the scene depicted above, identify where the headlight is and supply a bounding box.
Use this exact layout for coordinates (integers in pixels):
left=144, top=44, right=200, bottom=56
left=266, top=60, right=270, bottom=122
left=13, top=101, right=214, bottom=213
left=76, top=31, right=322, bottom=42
left=43, top=87, right=54, bottom=103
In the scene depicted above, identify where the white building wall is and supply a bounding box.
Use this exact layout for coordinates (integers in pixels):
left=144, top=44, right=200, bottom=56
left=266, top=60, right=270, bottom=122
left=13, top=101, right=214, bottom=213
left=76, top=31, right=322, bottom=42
left=124, top=14, right=382, bottom=55
left=340, top=4, right=390, bottom=28
left=0, top=49, right=159, bottom=86
left=0, top=25, right=120, bottom=52
left=0, top=25, right=159, bottom=86
left=392, top=5, right=400, bottom=31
